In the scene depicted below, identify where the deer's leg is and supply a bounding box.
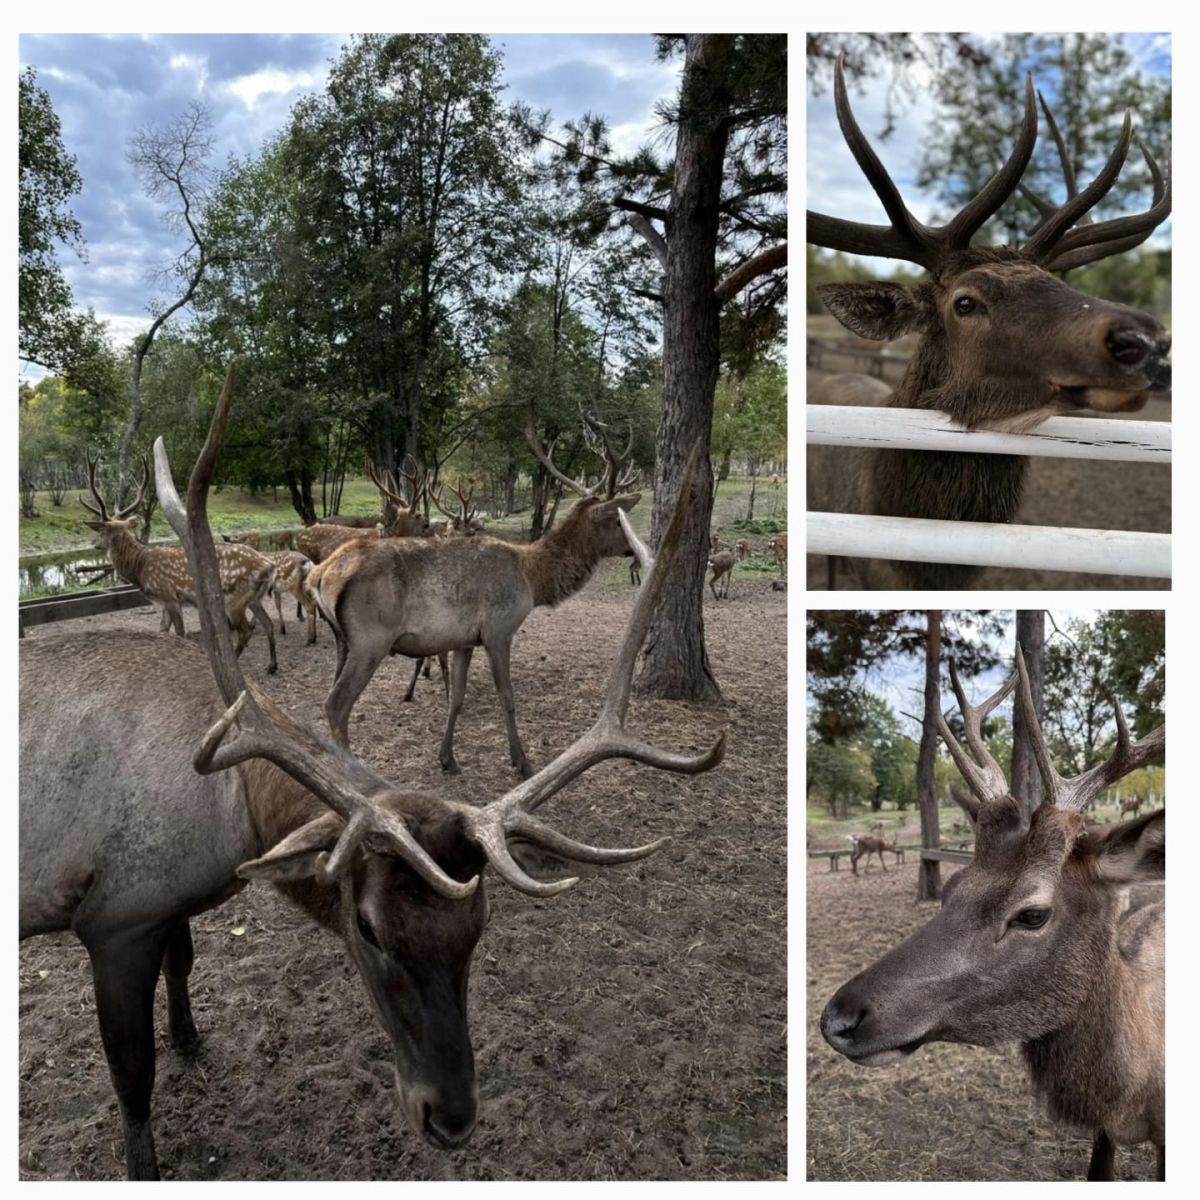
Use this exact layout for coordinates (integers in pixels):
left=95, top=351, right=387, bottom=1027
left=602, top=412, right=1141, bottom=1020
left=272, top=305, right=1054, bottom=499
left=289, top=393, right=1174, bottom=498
left=439, top=647, right=474, bottom=774
left=403, top=657, right=423, bottom=703
left=484, top=638, right=534, bottom=779
left=324, top=639, right=388, bottom=748
left=305, top=601, right=317, bottom=645
left=248, top=597, right=277, bottom=675
left=273, top=585, right=287, bottom=635
left=161, top=919, right=199, bottom=1051
left=879, top=850, right=887, bottom=873
left=166, top=602, right=185, bottom=637
left=437, top=652, right=450, bottom=702
left=86, top=926, right=172, bottom=1181
left=1086, top=1130, right=1115, bottom=1181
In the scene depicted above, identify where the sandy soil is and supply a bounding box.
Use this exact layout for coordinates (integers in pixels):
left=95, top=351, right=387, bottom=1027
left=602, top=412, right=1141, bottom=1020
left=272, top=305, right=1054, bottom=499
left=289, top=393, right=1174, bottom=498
left=806, top=856, right=1158, bottom=1182
left=806, top=367, right=1171, bottom=591
left=18, top=568, right=786, bottom=1181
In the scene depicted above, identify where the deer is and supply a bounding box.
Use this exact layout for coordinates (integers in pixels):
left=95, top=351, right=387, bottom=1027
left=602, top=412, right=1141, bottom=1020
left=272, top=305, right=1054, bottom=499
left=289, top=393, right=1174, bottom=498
left=807, top=56, right=1172, bottom=589
left=734, top=537, right=752, bottom=560
left=18, top=367, right=724, bottom=1181
left=1119, top=793, right=1144, bottom=820
left=708, top=540, right=750, bottom=600
left=80, top=454, right=279, bottom=673
left=263, top=549, right=318, bottom=644
left=309, top=475, right=642, bottom=777
left=846, top=831, right=896, bottom=875
left=820, top=646, right=1165, bottom=1181
left=770, top=531, right=787, bottom=575
left=297, top=462, right=431, bottom=563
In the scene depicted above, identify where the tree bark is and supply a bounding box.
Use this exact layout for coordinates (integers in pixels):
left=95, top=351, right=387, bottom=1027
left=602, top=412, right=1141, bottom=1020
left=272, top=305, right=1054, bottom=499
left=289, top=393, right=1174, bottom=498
left=635, top=34, right=734, bottom=703
left=917, top=609, right=943, bottom=902
left=1011, top=610, right=1045, bottom=818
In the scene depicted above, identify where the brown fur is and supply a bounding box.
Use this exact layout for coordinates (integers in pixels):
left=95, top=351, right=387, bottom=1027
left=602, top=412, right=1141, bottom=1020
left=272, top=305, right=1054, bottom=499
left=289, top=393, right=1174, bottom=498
left=810, top=248, right=1171, bottom=589
left=847, top=832, right=896, bottom=874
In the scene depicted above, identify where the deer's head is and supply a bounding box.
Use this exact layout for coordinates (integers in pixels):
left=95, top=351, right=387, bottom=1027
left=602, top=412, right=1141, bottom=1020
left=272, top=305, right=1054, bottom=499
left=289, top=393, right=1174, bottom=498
left=80, top=452, right=148, bottom=542
left=809, top=57, right=1171, bottom=430
left=821, top=649, right=1164, bottom=1065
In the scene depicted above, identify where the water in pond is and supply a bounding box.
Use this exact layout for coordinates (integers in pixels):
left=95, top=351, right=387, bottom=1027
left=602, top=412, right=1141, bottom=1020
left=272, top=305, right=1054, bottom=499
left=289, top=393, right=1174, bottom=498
left=19, top=549, right=116, bottom=598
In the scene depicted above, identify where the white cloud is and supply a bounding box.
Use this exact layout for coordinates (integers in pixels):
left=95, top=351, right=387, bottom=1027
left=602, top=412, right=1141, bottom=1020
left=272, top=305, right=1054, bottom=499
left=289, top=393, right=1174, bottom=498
left=227, top=67, right=319, bottom=112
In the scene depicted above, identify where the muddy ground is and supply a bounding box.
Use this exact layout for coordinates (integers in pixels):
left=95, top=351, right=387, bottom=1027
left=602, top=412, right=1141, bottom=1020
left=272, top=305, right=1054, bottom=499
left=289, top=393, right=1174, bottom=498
left=806, top=364, right=1171, bottom=590
left=806, top=855, right=1157, bottom=1182
left=18, top=567, right=787, bottom=1181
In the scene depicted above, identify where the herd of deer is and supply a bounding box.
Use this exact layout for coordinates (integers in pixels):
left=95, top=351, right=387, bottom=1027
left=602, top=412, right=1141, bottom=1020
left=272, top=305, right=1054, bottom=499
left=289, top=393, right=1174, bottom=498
left=19, top=370, right=729, bottom=1179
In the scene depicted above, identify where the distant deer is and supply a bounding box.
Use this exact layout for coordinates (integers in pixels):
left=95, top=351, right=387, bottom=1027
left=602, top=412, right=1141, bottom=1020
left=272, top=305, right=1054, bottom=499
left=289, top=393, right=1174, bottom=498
left=708, top=540, right=750, bottom=600
left=770, top=532, right=787, bottom=575
left=821, top=647, right=1165, bottom=1180
left=735, top=537, right=752, bottom=560
left=80, top=455, right=279, bottom=673
left=20, top=367, right=724, bottom=1179
left=309, top=474, right=642, bottom=776
left=847, top=832, right=896, bottom=875
left=1120, top=793, right=1144, bottom=820
left=807, top=57, right=1171, bottom=588
left=263, top=549, right=318, bottom=644
left=297, top=462, right=431, bottom=563
left=221, top=530, right=260, bottom=548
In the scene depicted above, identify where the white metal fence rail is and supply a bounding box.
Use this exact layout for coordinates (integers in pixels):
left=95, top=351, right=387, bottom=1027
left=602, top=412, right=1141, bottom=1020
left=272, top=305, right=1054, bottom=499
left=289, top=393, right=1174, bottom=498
left=807, top=405, right=1171, bottom=579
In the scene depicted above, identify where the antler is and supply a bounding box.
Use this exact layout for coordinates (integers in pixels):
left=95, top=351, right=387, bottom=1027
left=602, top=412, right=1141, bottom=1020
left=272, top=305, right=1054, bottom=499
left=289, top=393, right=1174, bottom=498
left=810, top=53, right=1170, bottom=274
left=80, top=453, right=148, bottom=521
left=1013, top=643, right=1164, bottom=812
left=154, top=368, right=476, bottom=900
left=935, top=659, right=1018, bottom=804
left=525, top=423, right=600, bottom=498
left=367, top=458, right=424, bottom=515
left=458, top=439, right=726, bottom=895
left=430, top=479, right=476, bottom=528
left=807, top=53, right=1037, bottom=270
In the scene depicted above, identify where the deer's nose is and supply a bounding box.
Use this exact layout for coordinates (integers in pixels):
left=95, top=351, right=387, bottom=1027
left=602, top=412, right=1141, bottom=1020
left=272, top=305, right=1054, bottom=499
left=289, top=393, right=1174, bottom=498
left=1105, top=326, right=1171, bottom=372
left=820, top=995, right=868, bottom=1051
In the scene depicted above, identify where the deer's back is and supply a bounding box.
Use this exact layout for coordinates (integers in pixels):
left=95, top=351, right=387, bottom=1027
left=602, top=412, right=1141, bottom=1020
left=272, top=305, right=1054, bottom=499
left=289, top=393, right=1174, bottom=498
left=318, top=536, right=534, bottom=652
left=19, top=633, right=258, bottom=941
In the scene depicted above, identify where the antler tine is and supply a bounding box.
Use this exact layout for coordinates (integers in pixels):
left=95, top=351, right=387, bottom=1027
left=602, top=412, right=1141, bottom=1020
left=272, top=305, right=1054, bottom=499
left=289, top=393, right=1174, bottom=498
left=460, top=439, right=725, bottom=896
left=1012, top=91, right=1092, bottom=231
left=1044, top=137, right=1170, bottom=270
left=1022, top=109, right=1133, bottom=261
left=429, top=481, right=458, bottom=522
left=936, top=658, right=1017, bottom=802
left=154, top=367, right=476, bottom=900
left=398, top=460, right=425, bottom=513
left=1013, top=643, right=1165, bottom=812
left=112, top=454, right=150, bottom=521
left=79, top=451, right=109, bottom=519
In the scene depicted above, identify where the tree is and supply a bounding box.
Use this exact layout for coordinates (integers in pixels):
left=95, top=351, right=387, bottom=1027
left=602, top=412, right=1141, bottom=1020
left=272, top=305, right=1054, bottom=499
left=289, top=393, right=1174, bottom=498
left=118, top=104, right=218, bottom=506
left=521, top=34, right=787, bottom=701
left=18, top=66, right=96, bottom=378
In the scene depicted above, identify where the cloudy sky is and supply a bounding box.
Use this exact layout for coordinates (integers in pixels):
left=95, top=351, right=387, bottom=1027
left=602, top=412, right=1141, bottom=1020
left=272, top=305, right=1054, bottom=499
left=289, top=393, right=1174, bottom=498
left=807, top=33, right=1171, bottom=268
left=18, top=33, right=682, bottom=380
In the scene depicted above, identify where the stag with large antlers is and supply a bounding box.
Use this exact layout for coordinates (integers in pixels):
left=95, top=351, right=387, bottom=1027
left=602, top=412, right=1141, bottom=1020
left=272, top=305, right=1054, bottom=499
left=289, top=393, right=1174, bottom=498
left=297, top=461, right=431, bottom=563
left=820, top=646, right=1165, bottom=1180
left=80, top=453, right=280, bottom=672
left=808, top=56, right=1171, bottom=588
left=18, top=367, right=723, bottom=1180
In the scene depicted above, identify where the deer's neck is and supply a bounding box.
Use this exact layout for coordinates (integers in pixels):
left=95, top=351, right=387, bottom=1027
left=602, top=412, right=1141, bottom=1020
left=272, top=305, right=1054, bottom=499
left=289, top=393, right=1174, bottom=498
left=521, top=523, right=603, bottom=608
left=105, top=529, right=155, bottom=588
left=1021, top=909, right=1163, bottom=1143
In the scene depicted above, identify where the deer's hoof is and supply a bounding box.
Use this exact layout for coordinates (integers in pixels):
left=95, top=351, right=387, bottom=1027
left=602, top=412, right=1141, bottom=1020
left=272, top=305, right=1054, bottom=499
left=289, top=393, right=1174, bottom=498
left=441, top=758, right=462, bottom=775
left=515, top=760, right=536, bottom=781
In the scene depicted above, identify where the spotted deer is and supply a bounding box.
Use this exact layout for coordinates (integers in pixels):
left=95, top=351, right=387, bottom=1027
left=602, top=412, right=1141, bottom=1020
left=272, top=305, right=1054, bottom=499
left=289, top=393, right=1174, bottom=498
left=807, top=56, right=1171, bottom=588
left=847, top=831, right=896, bottom=875
left=20, top=369, right=722, bottom=1180
left=821, top=647, right=1165, bottom=1180
left=80, top=455, right=279, bottom=673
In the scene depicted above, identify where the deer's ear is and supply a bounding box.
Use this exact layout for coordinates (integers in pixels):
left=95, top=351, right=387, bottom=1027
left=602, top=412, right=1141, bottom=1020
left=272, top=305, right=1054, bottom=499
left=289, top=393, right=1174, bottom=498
left=816, top=281, right=924, bottom=341
left=237, top=811, right=345, bottom=882
left=590, top=495, right=639, bottom=520
left=1084, top=809, right=1164, bottom=885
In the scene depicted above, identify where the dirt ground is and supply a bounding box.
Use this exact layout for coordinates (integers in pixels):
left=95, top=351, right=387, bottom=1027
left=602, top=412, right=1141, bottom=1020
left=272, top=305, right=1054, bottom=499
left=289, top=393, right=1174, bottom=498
left=18, top=567, right=787, bottom=1181
left=806, top=855, right=1158, bottom=1182
left=806, top=366, right=1171, bottom=590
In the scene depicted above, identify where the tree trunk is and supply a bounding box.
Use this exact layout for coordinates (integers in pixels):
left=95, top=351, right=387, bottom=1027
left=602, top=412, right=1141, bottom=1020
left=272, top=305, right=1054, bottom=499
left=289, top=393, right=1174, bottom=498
left=917, top=609, right=943, bottom=902
left=634, top=34, right=733, bottom=703
left=1011, top=610, right=1045, bottom=817
left=287, top=468, right=317, bottom=525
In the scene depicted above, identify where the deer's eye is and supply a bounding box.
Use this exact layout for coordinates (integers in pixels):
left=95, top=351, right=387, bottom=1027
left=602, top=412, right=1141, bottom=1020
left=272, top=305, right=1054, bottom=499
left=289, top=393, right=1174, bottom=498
left=954, top=295, right=979, bottom=316
left=1011, top=907, right=1050, bottom=930
left=356, top=909, right=382, bottom=950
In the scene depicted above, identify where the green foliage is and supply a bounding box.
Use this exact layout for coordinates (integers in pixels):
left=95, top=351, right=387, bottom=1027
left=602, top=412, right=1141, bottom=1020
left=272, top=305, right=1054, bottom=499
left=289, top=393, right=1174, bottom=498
left=18, top=66, right=103, bottom=378
left=807, top=730, right=877, bottom=820
left=712, top=358, right=786, bottom=490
